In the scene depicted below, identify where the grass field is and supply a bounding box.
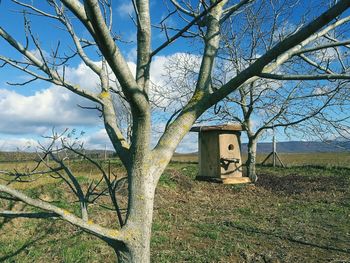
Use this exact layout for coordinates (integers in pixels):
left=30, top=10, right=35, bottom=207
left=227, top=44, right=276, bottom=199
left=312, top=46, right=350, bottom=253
left=172, top=152, right=350, bottom=168
left=0, top=153, right=349, bottom=262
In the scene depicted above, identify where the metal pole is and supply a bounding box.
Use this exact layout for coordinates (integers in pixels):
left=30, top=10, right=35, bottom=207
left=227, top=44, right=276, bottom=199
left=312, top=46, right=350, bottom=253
left=272, top=126, right=276, bottom=167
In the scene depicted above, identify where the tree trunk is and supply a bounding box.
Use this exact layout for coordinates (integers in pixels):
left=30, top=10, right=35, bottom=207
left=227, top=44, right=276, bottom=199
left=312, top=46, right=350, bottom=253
left=112, top=235, right=153, bottom=263
left=111, top=166, right=155, bottom=263
left=112, top=241, right=132, bottom=262
left=246, top=136, right=258, bottom=182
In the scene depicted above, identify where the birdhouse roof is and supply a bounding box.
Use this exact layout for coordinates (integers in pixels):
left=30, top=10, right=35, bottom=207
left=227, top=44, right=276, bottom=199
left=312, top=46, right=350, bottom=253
left=190, top=124, right=244, bottom=132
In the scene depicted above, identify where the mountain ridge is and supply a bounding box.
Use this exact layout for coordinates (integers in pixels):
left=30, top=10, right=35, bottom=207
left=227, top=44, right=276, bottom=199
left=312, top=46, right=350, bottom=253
left=241, top=140, right=350, bottom=153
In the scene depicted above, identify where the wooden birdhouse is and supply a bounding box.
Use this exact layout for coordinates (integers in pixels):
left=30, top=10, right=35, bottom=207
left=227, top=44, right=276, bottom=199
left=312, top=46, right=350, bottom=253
left=190, top=124, right=251, bottom=184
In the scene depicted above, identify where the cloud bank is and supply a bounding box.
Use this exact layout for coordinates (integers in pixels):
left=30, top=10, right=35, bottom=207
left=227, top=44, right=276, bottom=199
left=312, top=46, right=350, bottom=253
left=0, top=53, right=202, bottom=152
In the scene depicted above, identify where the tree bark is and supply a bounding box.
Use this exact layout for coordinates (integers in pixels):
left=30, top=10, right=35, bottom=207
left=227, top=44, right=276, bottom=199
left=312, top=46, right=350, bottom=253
left=112, top=109, right=155, bottom=263
left=112, top=241, right=132, bottom=262
left=246, top=136, right=258, bottom=182
left=110, top=168, right=155, bottom=263
left=124, top=173, right=155, bottom=262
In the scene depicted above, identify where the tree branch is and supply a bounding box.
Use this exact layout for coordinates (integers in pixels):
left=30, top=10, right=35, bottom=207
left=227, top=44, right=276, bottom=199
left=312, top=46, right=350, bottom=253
left=298, top=53, right=335, bottom=74
left=64, top=146, right=124, bottom=227
left=259, top=72, right=350, bottom=80
left=0, top=27, right=101, bottom=103
left=56, top=5, right=102, bottom=75
left=0, top=184, right=125, bottom=242
left=12, top=0, right=60, bottom=19
left=296, top=39, right=350, bottom=55
left=84, top=0, right=148, bottom=113
left=169, top=0, right=196, bottom=17
left=220, top=0, right=254, bottom=24
left=135, top=0, right=151, bottom=90
left=151, top=0, right=225, bottom=58
left=207, top=1, right=350, bottom=107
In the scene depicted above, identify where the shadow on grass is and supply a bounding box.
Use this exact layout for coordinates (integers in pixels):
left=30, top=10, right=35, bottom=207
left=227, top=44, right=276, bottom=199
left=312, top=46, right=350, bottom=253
left=256, top=171, right=349, bottom=195
left=0, top=234, right=46, bottom=262
left=0, top=200, right=16, bottom=231
left=223, top=221, right=350, bottom=254
left=0, top=222, right=85, bottom=262
left=0, top=218, right=11, bottom=231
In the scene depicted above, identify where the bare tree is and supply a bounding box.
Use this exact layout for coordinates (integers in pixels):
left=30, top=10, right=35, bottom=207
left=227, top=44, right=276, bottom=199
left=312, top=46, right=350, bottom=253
left=159, top=0, right=350, bottom=181
left=219, top=0, right=350, bottom=180
left=220, top=79, right=349, bottom=180
left=289, top=86, right=350, bottom=144
left=0, top=0, right=349, bottom=262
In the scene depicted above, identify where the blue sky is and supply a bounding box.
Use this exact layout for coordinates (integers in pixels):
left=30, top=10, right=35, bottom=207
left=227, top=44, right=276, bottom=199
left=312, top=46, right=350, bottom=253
left=0, top=0, right=347, bottom=152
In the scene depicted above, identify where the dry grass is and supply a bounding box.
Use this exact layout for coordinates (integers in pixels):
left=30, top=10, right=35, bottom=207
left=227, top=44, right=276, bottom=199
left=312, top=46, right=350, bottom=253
left=172, top=152, right=350, bottom=168
left=255, top=152, right=350, bottom=167
left=0, top=154, right=349, bottom=262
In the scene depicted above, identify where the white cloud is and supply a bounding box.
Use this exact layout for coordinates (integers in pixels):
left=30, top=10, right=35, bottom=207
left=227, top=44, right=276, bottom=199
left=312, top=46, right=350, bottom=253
left=176, top=132, right=198, bottom=153
left=0, top=87, right=100, bottom=135
left=0, top=53, right=203, bottom=152
left=0, top=127, right=198, bottom=153
left=0, top=129, right=112, bottom=152
left=117, top=2, right=134, bottom=18
left=0, top=128, right=113, bottom=152
left=83, top=129, right=113, bottom=150
left=24, top=49, right=49, bottom=64
left=64, top=62, right=101, bottom=93
left=149, top=53, right=201, bottom=109
left=0, top=61, right=110, bottom=135
left=313, top=86, right=331, bottom=95
left=272, top=21, right=299, bottom=44
left=0, top=137, right=38, bottom=152
left=127, top=47, right=137, bottom=62
left=309, top=38, right=340, bottom=62
left=150, top=116, right=198, bottom=153
left=313, top=48, right=338, bottom=62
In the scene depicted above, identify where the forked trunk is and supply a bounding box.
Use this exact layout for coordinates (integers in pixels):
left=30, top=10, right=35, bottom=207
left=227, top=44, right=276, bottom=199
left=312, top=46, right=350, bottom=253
left=246, top=136, right=258, bottom=182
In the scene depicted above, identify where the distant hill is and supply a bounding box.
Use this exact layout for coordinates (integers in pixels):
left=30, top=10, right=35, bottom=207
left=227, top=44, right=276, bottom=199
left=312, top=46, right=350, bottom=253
left=241, top=141, right=350, bottom=153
